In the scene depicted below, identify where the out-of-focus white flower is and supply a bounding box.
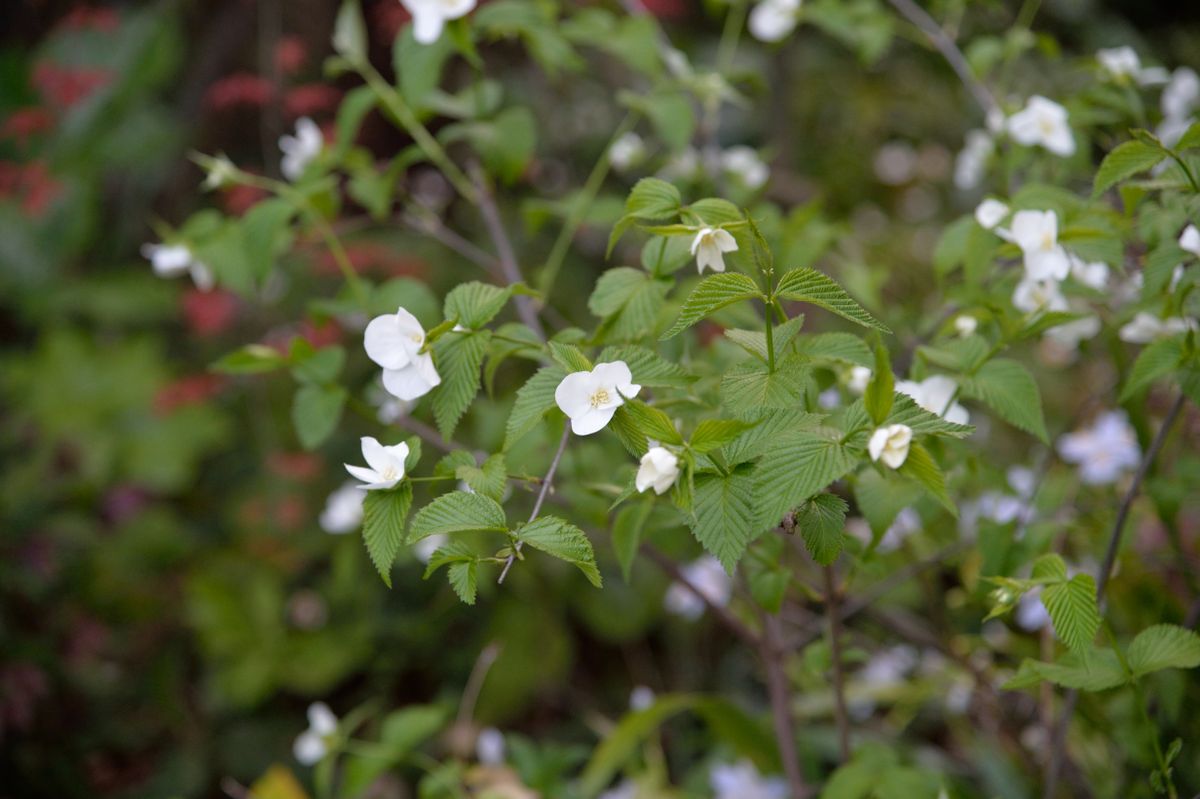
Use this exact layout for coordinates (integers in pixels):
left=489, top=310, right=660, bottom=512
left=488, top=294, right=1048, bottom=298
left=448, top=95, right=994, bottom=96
left=1162, top=68, right=1200, bottom=121
left=955, top=315, right=978, bottom=337
left=722, top=146, right=770, bottom=190
left=320, top=482, right=365, bottom=533
left=413, top=532, right=447, bottom=563
left=868, top=424, right=913, bottom=469
left=599, top=780, right=639, bottom=799
left=662, top=47, right=692, bottom=80
left=635, top=447, right=679, bottom=495
left=376, top=395, right=416, bottom=424
left=1015, top=588, right=1051, bottom=631
left=1158, top=114, right=1194, bottom=149
left=1068, top=254, right=1109, bottom=291
left=1044, top=315, right=1101, bottom=349
left=1179, top=224, right=1200, bottom=257
left=860, top=645, right=919, bottom=686
left=1011, top=210, right=1071, bottom=281
left=365, top=306, right=442, bottom=400
left=401, top=0, right=477, bottom=44
left=280, top=117, right=324, bottom=181
left=710, top=760, right=789, bottom=799
left=141, top=243, right=215, bottom=291
left=609, top=132, right=646, bottom=172
left=664, top=555, right=731, bottom=619
left=954, top=129, right=993, bottom=190
left=974, top=198, right=1009, bottom=230
left=1007, top=96, right=1075, bottom=157
left=817, top=387, right=841, bottom=409
left=1096, top=46, right=1167, bottom=85
left=874, top=141, right=917, bottom=185
left=660, top=147, right=700, bottom=181
left=844, top=365, right=872, bottom=395
left=986, top=107, right=1006, bottom=134
left=201, top=153, right=238, bottom=191
left=630, top=685, right=655, bottom=710
left=1012, top=277, right=1068, bottom=314
left=1008, top=466, right=1036, bottom=497
left=748, top=0, right=801, bottom=43
left=691, top=227, right=738, bottom=274
left=1118, top=311, right=1196, bottom=343
left=1057, top=410, right=1141, bottom=485
left=345, top=436, right=410, bottom=490
left=895, top=375, right=970, bottom=425
left=294, top=702, right=338, bottom=765
left=476, top=727, right=505, bottom=765
left=555, top=361, right=641, bottom=436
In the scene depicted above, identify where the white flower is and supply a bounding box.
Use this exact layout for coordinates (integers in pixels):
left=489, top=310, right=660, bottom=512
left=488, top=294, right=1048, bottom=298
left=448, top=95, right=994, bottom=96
left=414, top=532, right=447, bottom=563
left=599, top=781, right=638, bottom=799
left=878, top=507, right=920, bottom=552
left=345, top=436, right=410, bottom=490
left=1015, top=588, right=1051, bottom=632
left=986, top=107, right=1007, bottom=135
left=1044, top=315, right=1101, bottom=349
left=748, top=0, right=801, bottom=43
left=660, top=146, right=700, bottom=181
left=664, top=555, right=731, bottom=619
left=1096, top=47, right=1165, bottom=85
left=1118, top=311, right=1195, bottom=343
left=401, top=0, right=477, bottom=45
left=974, top=198, right=1009, bottom=230
left=860, top=645, right=918, bottom=686
left=630, top=685, right=655, bottom=710
left=817, top=387, right=841, bottom=409
left=279, top=117, right=324, bottom=181
left=476, top=727, right=505, bottom=765
left=1162, top=68, right=1200, bottom=121
left=1010, top=210, right=1071, bottom=281
left=1012, top=277, right=1068, bottom=314
left=1069, top=254, right=1109, bottom=291
left=554, top=361, right=641, bottom=436
left=954, top=130, right=993, bottom=190
left=845, top=365, right=872, bottom=395
left=868, top=424, right=913, bottom=469
left=1179, top=224, right=1200, bottom=257
left=141, top=243, right=214, bottom=291
left=721, top=146, right=770, bottom=190
left=710, top=760, right=789, bottom=799
left=201, top=153, right=238, bottom=190
left=1157, top=114, right=1194, bottom=149
left=895, top=375, right=970, bottom=425
left=364, top=306, right=442, bottom=400
left=320, top=482, right=365, bottom=533
left=954, top=315, right=978, bottom=337
left=1057, top=410, right=1141, bottom=485
left=608, top=132, right=646, bottom=172
left=691, top=227, right=738, bottom=274
left=294, top=702, right=338, bottom=766
left=1007, top=96, right=1075, bottom=157
left=635, top=446, right=679, bottom=495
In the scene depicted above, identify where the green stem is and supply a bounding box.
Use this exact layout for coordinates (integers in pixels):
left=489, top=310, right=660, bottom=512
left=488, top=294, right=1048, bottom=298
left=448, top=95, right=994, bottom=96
left=716, top=0, right=748, bottom=73
left=1106, top=624, right=1177, bottom=798
left=764, top=300, right=776, bottom=372
left=537, top=111, right=640, bottom=298
left=307, top=207, right=371, bottom=308
left=1167, top=150, right=1200, bottom=193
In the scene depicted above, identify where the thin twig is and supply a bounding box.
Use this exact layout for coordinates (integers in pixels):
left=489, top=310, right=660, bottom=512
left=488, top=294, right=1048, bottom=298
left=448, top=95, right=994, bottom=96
left=885, top=0, right=998, bottom=117
left=761, top=613, right=809, bottom=799
left=1044, top=392, right=1187, bottom=797
left=498, top=426, right=570, bottom=583
left=400, top=211, right=504, bottom=281
left=457, top=642, right=502, bottom=727
left=823, top=565, right=851, bottom=763
left=641, top=544, right=760, bottom=645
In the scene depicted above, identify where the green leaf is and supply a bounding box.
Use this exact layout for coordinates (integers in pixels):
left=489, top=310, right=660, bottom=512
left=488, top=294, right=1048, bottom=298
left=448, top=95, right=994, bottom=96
left=864, top=343, right=893, bottom=425
left=596, top=345, right=694, bottom=387
left=1004, top=650, right=1127, bottom=692
left=690, top=419, right=759, bottom=455
left=773, top=267, right=890, bottom=332
left=721, top=408, right=825, bottom=465
left=332, top=0, right=367, bottom=64
left=1093, top=139, right=1166, bottom=196
left=504, top=366, right=567, bottom=450
left=447, top=560, right=478, bottom=604
left=853, top=468, right=924, bottom=540
left=897, top=442, right=954, bottom=515
left=548, top=341, right=593, bottom=372
left=723, top=315, right=805, bottom=361
left=212, top=344, right=287, bottom=374
left=432, top=330, right=490, bottom=439
left=661, top=273, right=763, bottom=339
left=517, top=516, right=602, bottom=586
left=795, top=493, right=848, bottom=566
left=443, top=281, right=517, bottom=329
left=362, top=483, right=413, bottom=588
left=339, top=704, right=446, bottom=796
left=455, top=453, right=508, bottom=500
left=1042, top=574, right=1101, bottom=651
left=961, top=358, right=1048, bottom=443
left=1120, top=335, right=1186, bottom=401
left=719, top=354, right=811, bottom=410
left=625, top=177, right=682, bottom=220
left=394, top=24, right=454, bottom=110
left=690, top=468, right=757, bottom=570
left=609, top=400, right=683, bottom=456
left=1127, top=624, right=1200, bottom=677
left=1032, top=553, right=1068, bottom=582
left=291, top=345, right=345, bottom=385
left=791, top=331, right=873, bottom=367
left=1175, top=120, right=1200, bottom=150
left=464, top=106, right=537, bottom=184
left=409, top=491, right=508, bottom=542
left=588, top=267, right=670, bottom=340
left=292, top=384, right=347, bottom=450
left=612, top=498, right=653, bottom=582
left=753, top=432, right=858, bottom=532
left=882, top=393, right=974, bottom=438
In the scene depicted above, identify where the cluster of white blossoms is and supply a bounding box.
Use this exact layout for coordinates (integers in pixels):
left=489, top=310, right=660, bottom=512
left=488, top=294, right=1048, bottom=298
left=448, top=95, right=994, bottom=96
left=554, top=361, right=641, bottom=436
left=635, top=446, right=680, bottom=495
left=1095, top=46, right=1169, bottom=86
left=664, top=555, right=732, bottom=619
left=345, top=436, right=410, bottom=490
left=660, top=145, right=770, bottom=192
left=1057, top=410, right=1141, bottom=485
left=400, top=0, right=477, bottom=45
left=1116, top=225, right=1200, bottom=343
left=748, top=0, right=801, bottom=43
left=959, top=466, right=1036, bottom=538
left=364, top=306, right=442, bottom=400
left=955, top=96, right=1072, bottom=190
left=293, top=702, right=338, bottom=765
left=279, top=117, right=324, bottom=182
left=710, top=760, right=789, bottom=799
left=141, top=242, right=214, bottom=291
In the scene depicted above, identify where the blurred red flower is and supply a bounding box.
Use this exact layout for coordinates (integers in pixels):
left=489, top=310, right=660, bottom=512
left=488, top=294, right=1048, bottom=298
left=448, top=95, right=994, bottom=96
left=205, top=73, right=274, bottom=111
left=182, top=288, right=239, bottom=336
left=1, top=108, right=56, bottom=148
left=284, top=84, right=342, bottom=120
left=274, top=35, right=308, bottom=76
left=153, top=374, right=227, bottom=415
left=32, top=63, right=113, bottom=108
